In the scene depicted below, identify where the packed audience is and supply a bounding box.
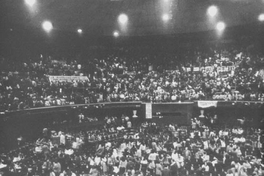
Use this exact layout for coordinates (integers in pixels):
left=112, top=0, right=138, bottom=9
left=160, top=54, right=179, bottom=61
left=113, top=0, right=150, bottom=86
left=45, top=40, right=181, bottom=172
left=1, top=43, right=264, bottom=111
left=0, top=113, right=263, bottom=176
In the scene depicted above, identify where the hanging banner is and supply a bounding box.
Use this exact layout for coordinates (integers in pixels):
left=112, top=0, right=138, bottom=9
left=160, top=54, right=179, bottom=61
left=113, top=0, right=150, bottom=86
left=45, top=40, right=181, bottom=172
left=145, top=103, right=152, bottom=119
left=181, top=66, right=236, bottom=73
left=48, top=75, right=88, bottom=82
left=51, top=60, right=66, bottom=65
left=198, top=101, right=218, bottom=108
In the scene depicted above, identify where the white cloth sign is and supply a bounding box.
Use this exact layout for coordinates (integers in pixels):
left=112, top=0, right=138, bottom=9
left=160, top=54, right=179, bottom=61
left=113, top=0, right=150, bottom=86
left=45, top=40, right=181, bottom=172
left=48, top=75, right=88, bottom=82
left=198, top=101, right=218, bottom=108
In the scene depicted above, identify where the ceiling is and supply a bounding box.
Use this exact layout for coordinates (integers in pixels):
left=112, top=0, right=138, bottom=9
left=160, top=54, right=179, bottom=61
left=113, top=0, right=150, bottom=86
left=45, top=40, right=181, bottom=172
left=1, top=0, right=264, bottom=36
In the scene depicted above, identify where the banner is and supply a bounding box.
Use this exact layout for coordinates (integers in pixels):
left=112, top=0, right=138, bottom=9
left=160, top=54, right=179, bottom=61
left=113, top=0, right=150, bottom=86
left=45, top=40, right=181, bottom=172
left=48, top=75, right=89, bottom=82
left=217, top=66, right=235, bottom=73
left=212, top=92, right=231, bottom=100
left=198, top=101, right=218, bottom=108
left=212, top=92, right=244, bottom=100
left=124, top=71, right=136, bottom=76
left=145, top=103, right=152, bottom=119
left=181, top=66, right=236, bottom=73
left=201, top=66, right=214, bottom=72
left=51, top=60, right=66, bottom=65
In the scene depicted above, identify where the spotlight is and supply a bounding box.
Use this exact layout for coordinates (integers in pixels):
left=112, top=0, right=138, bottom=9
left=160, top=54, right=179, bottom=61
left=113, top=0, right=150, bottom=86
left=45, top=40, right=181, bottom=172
left=77, top=29, right=82, bottom=34
left=42, top=21, right=53, bottom=33
left=207, top=5, right=218, bottom=17
left=258, top=13, right=264, bottom=21
left=118, top=14, right=128, bottom=24
left=162, top=14, right=170, bottom=22
left=113, top=31, right=119, bottom=37
left=216, top=21, right=225, bottom=31
left=25, top=0, right=36, bottom=7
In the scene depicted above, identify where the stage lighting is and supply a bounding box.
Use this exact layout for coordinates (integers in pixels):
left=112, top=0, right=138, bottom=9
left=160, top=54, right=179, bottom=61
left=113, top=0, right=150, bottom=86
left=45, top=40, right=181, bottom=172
left=118, top=14, right=128, bottom=24
left=216, top=21, right=225, bottom=31
left=162, top=14, right=170, bottom=22
left=42, top=21, right=53, bottom=33
left=113, top=31, right=119, bottom=37
left=258, top=13, right=264, bottom=21
left=77, top=29, right=83, bottom=34
left=207, top=5, right=218, bottom=17
left=25, top=0, right=36, bottom=7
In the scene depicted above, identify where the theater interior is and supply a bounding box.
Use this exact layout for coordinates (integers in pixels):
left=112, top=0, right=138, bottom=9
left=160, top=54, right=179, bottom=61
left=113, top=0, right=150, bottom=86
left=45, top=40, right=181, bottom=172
left=0, top=0, right=264, bottom=175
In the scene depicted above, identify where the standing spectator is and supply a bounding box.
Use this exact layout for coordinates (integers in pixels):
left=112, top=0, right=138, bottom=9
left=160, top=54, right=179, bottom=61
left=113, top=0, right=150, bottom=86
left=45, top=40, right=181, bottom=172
left=162, top=165, right=171, bottom=176
left=155, top=160, right=163, bottom=176
left=140, top=156, right=148, bottom=176
left=53, top=159, right=61, bottom=176
left=119, top=157, right=127, bottom=176
left=170, top=160, right=178, bottom=176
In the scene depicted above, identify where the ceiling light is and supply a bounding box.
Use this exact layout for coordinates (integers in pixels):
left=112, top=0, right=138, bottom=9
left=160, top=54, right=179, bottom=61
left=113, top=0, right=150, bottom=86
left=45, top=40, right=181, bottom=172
left=207, top=5, right=218, bottom=17
left=42, top=21, right=53, bottom=33
left=118, top=14, right=128, bottom=24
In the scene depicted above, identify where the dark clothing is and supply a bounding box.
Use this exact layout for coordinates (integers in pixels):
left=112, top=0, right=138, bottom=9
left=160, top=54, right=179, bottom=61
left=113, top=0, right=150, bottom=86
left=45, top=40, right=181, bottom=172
left=170, top=163, right=178, bottom=176
left=162, top=168, right=171, bottom=176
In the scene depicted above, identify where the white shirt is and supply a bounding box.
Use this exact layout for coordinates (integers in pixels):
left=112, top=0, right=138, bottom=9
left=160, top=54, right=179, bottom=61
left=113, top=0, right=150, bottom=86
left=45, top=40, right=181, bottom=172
left=72, top=142, right=78, bottom=149
left=60, top=134, right=66, bottom=145
left=223, top=131, right=228, bottom=136
left=171, top=152, right=178, bottom=162
left=202, top=164, right=209, bottom=172
left=0, top=163, right=7, bottom=169
left=203, top=141, right=209, bottom=150
left=202, top=154, right=210, bottom=162
left=148, top=153, right=158, bottom=161
left=219, top=130, right=223, bottom=137
left=89, top=159, right=95, bottom=166
left=136, top=149, right=142, bottom=157
left=94, top=156, right=101, bottom=165
left=139, top=144, right=146, bottom=151
left=220, top=140, right=226, bottom=148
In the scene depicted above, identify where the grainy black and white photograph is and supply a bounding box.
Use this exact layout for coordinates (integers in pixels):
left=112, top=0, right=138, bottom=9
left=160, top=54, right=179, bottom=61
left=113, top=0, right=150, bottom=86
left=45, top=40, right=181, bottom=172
left=0, top=0, right=264, bottom=175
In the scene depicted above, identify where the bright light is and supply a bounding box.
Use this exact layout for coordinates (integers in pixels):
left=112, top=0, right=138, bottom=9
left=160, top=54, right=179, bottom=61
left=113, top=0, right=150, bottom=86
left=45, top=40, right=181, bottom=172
left=113, top=31, right=119, bottom=37
left=25, top=0, right=36, bottom=7
left=77, top=29, right=83, bottom=34
left=258, top=13, right=264, bottom=21
left=42, top=21, right=53, bottom=33
left=118, top=14, right=128, bottom=24
left=207, top=5, right=218, bottom=17
left=162, top=14, right=170, bottom=22
left=216, top=21, right=226, bottom=31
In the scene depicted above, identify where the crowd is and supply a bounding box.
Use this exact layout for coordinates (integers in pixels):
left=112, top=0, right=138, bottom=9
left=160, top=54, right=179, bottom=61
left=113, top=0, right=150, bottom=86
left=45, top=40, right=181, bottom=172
left=1, top=43, right=264, bottom=111
left=0, top=113, right=263, bottom=176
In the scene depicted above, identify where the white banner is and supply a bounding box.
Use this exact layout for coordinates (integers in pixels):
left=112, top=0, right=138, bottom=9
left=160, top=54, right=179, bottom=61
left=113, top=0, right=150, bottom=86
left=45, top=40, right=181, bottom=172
left=182, top=66, right=236, bottom=73
left=51, top=60, right=66, bottom=65
left=145, top=103, right=152, bottom=119
left=198, top=101, right=218, bottom=108
left=48, top=75, right=88, bottom=82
